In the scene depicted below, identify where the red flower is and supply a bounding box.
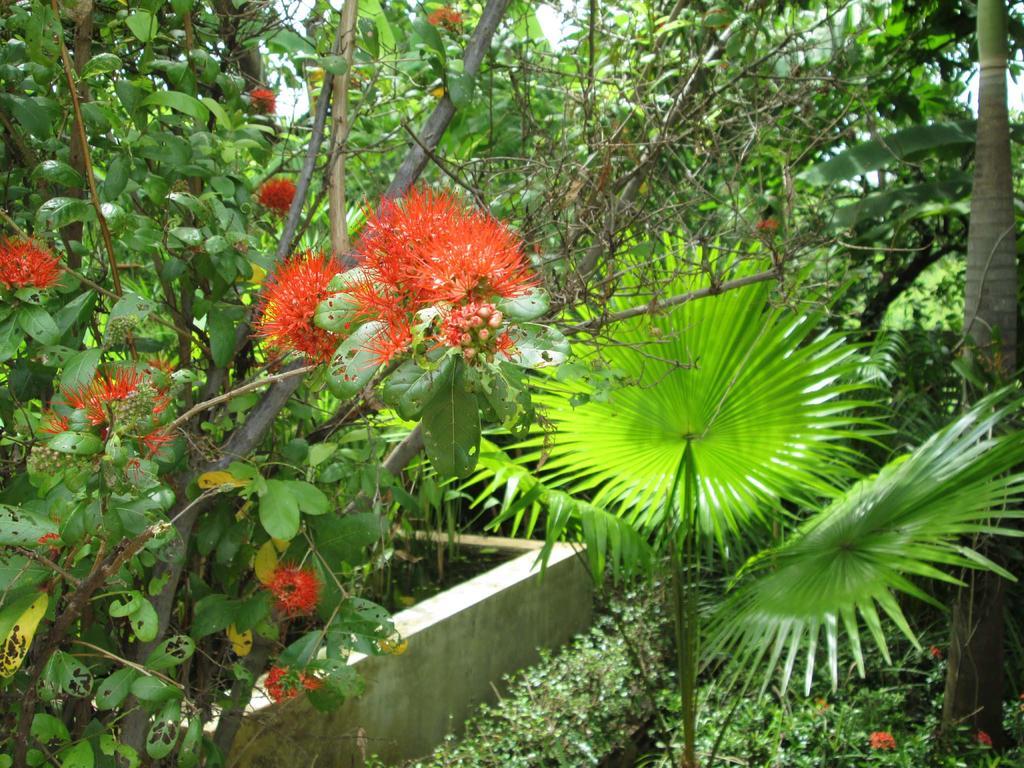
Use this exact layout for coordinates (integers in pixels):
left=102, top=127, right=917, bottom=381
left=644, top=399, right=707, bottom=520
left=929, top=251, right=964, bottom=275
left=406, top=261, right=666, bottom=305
left=63, top=368, right=152, bottom=426
left=264, top=665, right=321, bottom=703
left=755, top=218, right=779, bottom=232
left=249, top=88, right=277, bottom=115
left=141, top=428, right=174, bottom=457
left=929, top=645, right=942, bottom=660
left=357, top=188, right=534, bottom=306
left=266, top=564, right=321, bottom=616
left=869, top=731, right=896, bottom=750
left=256, top=251, right=343, bottom=363
left=976, top=730, right=992, bottom=746
left=36, top=533, right=60, bottom=546
left=0, top=238, right=62, bottom=291
left=258, top=178, right=297, bottom=217
left=347, top=188, right=535, bottom=365
left=427, top=6, right=463, bottom=29
left=40, top=412, right=70, bottom=435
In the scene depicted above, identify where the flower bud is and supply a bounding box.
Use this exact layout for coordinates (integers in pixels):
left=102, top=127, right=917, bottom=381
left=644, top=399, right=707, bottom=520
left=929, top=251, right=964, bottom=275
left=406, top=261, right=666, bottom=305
left=488, top=312, right=503, bottom=328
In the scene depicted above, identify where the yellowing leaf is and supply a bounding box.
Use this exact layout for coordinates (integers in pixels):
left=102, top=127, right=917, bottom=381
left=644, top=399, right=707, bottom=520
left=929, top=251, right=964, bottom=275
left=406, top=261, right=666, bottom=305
left=227, top=624, right=253, bottom=657
left=378, top=635, right=408, bottom=656
left=397, top=594, right=415, bottom=607
left=253, top=540, right=279, bottom=585
left=235, top=500, right=253, bottom=521
left=197, top=470, right=248, bottom=489
left=430, top=86, right=446, bottom=99
left=1, top=592, right=49, bottom=677
left=271, top=538, right=289, bottom=553
left=248, top=263, right=267, bottom=285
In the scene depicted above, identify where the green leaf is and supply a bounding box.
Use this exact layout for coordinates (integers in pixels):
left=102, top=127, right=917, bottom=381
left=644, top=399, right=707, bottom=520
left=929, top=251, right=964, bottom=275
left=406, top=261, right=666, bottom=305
left=326, top=322, right=383, bottom=399
left=0, top=505, right=57, bottom=546
left=306, top=658, right=364, bottom=711
left=146, top=702, right=181, bottom=759
left=17, top=305, right=60, bottom=345
left=81, top=52, right=122, bottom=79
left=207, top=311, right=236, bottom=368
left=169, top=226, right=203, bottom=246
left=448, top=72, right=476, bottom=108
left=58, top=741, right=94, bottom=768
left=505, top=323, right=569, bottom=369
left=413, top=18, right=446, bottom=60
left=191, top=594, right=238, bottom=638
left=259, top=479, right=300, bottom=539
left=319, top=55, right=349, bottom=75
left=313, top=292, right=360, bottom=334
left=129, top=598, right=159, bottom=642
left=48, top=650, right=92, bottom=697
left=310, top=513, right=385, bottom=566
left=285, top=480, right=330, bottom=516
left=0, top=317, right=21, bottom=362
left=105, top=291, right=155, bottom=343
left=96, top=668, right=139, bottom=710
left=48, top=431, right=103, bottom=456
left=125, top=10, right=158, bottom=42
left=109, top=591, right=144, bottom=618
left=420, top=359, right=480, bottom=478
left=800, top=122, right=975, bottom=185
left=129, top=675, right=181, bottom=704
left=382, top=357, right=454, bottom=421
left=497, top=288, right=549, bottom=321
left=31, top=713, right=69, bottom=745
left=35, top=197, right=92, bottom=230
left=199, top=96, right=232, bottom=129
left=142, top=91, right=209, bottom=122
left=60, top=349, right=101, bottom=392
left=145, top=635, right=195, bottom=671
left=707, top=389, right=1024, bottom=695
left=31, top=160, right=84, bottom=189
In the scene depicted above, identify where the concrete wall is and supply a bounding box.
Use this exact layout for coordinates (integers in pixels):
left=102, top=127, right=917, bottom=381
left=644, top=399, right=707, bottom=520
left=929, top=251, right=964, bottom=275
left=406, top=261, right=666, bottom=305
left=229, top=540, right=593, bottom=768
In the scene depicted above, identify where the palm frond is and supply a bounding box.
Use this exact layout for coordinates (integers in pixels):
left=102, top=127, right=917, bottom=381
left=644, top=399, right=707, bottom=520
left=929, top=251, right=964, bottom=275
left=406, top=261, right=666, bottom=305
left=705, top=388, right=1024, bottom=695
left=521, top=244, right=880, bottom=549
left=465, top=441, right=655, bottom=580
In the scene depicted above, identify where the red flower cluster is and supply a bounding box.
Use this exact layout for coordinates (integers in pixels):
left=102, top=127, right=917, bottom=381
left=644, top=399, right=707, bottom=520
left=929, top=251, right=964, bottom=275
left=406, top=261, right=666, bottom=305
left=349, top=188, right=534, bottom=364
left=929, top=645, right=942, bottom=660
left=258, top=178, right=297, bottom=217
left=249, top=88, right=277, bottom=115
left=62, top=368, right=167, bottom=427
left=439, top=300, right=514, bottom=362
left=57, top=367, right=171, bottom=456
left=264, top=665, right=321, bottom=703
left=869, top=731, right=896, bottom=750
left=427, top=6, right=463, bottom=30
left=755, top=218, right=779, bottom=232
left=976, top=730, right=992, bottom=747
left=0, top=238, right=62, bottom=291
left=266, top=564, right=321, bottom=616
left=256, top=251, right=343, bottom=362
left=36, top=533, right=60, bottom=546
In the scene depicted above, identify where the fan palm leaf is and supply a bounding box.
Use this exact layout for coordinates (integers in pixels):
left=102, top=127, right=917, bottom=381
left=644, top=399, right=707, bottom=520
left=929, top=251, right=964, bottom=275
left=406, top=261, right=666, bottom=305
left=524, top=250, right=878, bottom=549
left=705, top=388, right=1024, bottom=694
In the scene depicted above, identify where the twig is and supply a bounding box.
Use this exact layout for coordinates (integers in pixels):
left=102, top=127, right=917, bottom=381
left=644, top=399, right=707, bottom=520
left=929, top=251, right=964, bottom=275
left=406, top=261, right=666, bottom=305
left=13, top=547, right=81, bottom=588
left=399, top=121, right=487, bottom=208
left=49, top=0, right=124, bottom=298
left=562, top=269, right=779, bottom=333
left=165, top=364, right=316, bottom=432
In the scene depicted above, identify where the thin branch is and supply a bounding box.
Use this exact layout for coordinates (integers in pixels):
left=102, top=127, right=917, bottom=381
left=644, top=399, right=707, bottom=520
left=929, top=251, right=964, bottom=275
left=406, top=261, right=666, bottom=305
left=49, top=0, right=123, bottom=297
left=165, top=364, right=316, bottom=432
left=562, top=269, right=780, bottom=333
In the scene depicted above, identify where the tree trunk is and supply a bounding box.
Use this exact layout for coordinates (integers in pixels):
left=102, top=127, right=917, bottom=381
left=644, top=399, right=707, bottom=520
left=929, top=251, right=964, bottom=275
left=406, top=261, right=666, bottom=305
left=944, top=0, right=1017, bottom=744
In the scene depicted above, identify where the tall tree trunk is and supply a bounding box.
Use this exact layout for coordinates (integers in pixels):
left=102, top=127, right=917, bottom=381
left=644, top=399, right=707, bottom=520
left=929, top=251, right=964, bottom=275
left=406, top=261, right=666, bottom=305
left=328, top=0, right=359, bottom=256
left=943, top=0, right=1018, bottom=744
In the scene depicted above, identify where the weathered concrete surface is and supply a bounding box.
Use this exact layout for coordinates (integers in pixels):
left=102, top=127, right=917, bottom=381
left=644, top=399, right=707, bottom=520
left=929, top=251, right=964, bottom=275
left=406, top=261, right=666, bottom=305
left=229, top=540, right=593, bottom=768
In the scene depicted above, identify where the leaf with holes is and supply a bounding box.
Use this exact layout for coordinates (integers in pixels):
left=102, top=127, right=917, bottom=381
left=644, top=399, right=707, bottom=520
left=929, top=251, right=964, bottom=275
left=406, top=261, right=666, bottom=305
left=146, top=701, right=181, bottom=759
left=145, top=635, right=195, bottom=671
left=327, top=322, right=383, bottom=398
left=0, top=505, right=57, bottom=546
left=96, top=668, right=139, bottom=710
left=420, top=359, right=480, bottom=478
left=46, top=650, right=93, bottom=697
